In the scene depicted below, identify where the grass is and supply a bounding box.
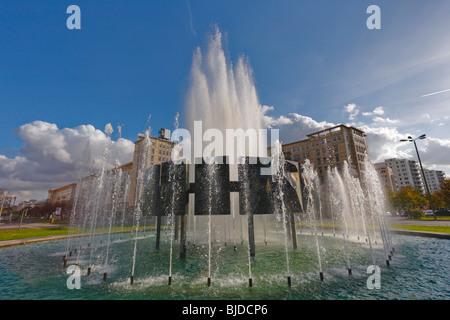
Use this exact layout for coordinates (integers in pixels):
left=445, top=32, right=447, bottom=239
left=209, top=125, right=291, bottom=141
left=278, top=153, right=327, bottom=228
left=0, top=227, right=71, bottom=242
left=295, top=220, right=450, bottom=234
left=415, top=216, right=450, bottom=221
left=0, top=224, right=158, bottom=242
left=389, top=224, right=450, bottom=234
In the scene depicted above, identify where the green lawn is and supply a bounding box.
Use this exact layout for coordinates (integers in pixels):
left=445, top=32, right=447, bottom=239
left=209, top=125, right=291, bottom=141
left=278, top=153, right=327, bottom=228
left=0, top=225, right=157, bottom=242
left=389, top=224, right=450, bottom=234
left=0, top=227, right=71, bottom=241
left=295, top=221, right=450, bottom=234
left=415, top=216, right=450, bottom=221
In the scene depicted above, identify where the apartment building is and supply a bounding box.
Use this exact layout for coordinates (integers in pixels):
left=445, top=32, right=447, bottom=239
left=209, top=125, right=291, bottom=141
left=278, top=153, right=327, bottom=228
left=423, top=169, right=446, bottom=193
left=377, top=158, right=425, bottom=194
left=281, top=124, right=369, bottom=181
left=374, top=163, right=397, bottom=192
left=128, top=129, right=176, bottom=206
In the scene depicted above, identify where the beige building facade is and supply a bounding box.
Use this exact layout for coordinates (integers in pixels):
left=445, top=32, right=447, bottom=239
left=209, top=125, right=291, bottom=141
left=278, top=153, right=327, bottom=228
left=48, top=183, right=77, bottom=205
left=281, top=124, right=369, bottom=181
left=374, top=163, right=397, bottom=192
left=128, top=131, right=176, bottom=207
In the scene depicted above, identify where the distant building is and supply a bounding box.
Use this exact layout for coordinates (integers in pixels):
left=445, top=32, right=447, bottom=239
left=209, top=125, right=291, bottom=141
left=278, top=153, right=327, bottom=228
left=47, top=129, right=176, bottom=212
left=377, top=158, right=425, bottom=194
left=279, top=124, right=370, bottom=181
left=48, top=184, right=77, bottom=206
left=423, top=169, right=446, bottom=193
left=374, top=163, right=397, bottom=192
left=47, top=162, right=133, bottom=212
left=375, top=158, right=447, bottom=194
left=128, top=130, right=176, bottom=207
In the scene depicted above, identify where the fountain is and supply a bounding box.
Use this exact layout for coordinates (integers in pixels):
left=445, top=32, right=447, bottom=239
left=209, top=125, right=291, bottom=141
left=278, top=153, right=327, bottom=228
left=1, top=26, right=449, bottom=302
left=5, top=26, right=399, bottom=297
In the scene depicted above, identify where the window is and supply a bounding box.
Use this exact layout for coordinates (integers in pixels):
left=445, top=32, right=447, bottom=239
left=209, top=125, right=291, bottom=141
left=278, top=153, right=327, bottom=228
left=336, top=155, right=340, bottom=162
left=316, top=150, right=320, bottom=157
left=337, top=136, right=342, bottom=141
left=334, top=145, right=338, bottom=153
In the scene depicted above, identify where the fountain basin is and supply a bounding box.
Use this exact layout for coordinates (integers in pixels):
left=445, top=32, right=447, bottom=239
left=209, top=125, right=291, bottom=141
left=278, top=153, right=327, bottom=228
left=0, top=232, right=448, bottom=300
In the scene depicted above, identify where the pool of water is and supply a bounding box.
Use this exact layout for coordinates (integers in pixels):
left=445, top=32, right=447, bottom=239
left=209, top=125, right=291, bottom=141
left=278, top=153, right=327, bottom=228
left=0, top=232, right=448, bottom=300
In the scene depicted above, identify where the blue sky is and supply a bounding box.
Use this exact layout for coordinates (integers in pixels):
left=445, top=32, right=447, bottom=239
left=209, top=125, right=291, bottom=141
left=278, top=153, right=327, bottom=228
left=1, top=0, right=450, bottom=200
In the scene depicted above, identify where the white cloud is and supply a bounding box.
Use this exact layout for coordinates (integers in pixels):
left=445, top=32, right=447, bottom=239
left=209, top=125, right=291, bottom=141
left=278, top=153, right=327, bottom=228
left=0, top=121, right=135, bottom=201
left=372, top=116, right=400, bottom=125
left=357, top=125, right=411, bottom=163
left=362, top=106, right=385, bottom=116
left=260, top=106, right=335, bottom=143
left=344, top=103, right=356, bottom=113
left=260, top=105, right=294, bottom=127
left=373, top=106, right=385, bottom=115
left=421, top=137, right=450, bottom=168
left=344, top=103, right=359, bottom=121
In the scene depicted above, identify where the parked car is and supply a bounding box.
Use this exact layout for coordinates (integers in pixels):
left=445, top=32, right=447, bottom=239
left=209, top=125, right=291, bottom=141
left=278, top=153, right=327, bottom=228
left=423, top=210, right=434, bottom=216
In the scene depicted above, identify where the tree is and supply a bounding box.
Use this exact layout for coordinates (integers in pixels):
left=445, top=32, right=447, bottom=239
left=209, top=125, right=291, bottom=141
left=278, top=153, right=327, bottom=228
left=435, top=179, right=450, bottom=209
left=390, top=186, right=427, bottom=216
left=430, top=193, right=445, bottom=210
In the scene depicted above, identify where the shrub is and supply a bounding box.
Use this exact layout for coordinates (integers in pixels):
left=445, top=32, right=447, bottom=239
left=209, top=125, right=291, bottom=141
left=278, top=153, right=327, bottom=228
left=408, top=208, right=424, bottom=219
left=435, top=209, right=450, bottom=217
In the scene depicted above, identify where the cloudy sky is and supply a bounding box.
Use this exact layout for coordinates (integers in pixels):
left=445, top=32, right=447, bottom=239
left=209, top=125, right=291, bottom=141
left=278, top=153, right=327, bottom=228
left=1, top=1, right=450, bottom=201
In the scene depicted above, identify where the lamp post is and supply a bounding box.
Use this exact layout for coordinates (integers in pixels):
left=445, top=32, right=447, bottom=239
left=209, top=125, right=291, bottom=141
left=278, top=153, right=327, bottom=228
left=400, top=134, right=436, bottom=220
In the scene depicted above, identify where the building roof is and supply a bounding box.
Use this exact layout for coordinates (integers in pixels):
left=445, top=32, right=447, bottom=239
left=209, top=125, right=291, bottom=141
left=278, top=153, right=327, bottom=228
left=282, top=124, right=366, bottom=146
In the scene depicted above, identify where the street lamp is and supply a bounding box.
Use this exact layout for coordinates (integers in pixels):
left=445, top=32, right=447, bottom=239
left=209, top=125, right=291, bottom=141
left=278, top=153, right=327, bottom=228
left=400, top=134, right=436, bottom=220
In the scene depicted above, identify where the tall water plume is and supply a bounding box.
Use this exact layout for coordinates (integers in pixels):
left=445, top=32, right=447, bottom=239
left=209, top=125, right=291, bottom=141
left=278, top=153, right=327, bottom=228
left=185, top=26, right=264, bottom=161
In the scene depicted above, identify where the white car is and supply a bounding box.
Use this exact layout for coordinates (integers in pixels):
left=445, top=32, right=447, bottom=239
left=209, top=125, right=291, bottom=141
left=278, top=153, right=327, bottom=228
left=423, top=210, right=434, bottom=216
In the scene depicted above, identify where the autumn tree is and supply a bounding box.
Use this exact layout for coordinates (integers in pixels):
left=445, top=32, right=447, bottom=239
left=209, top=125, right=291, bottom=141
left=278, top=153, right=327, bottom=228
left=435, top=179, right=450, bottom=209
left=390, top=186, right=427, bottom=215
